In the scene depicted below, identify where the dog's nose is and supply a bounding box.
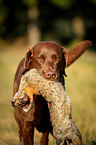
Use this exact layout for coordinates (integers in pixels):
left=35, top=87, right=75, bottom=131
left=45, top=71, right=56, bottom=79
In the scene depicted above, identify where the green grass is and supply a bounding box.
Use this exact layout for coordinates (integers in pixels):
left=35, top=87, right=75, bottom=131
left=0, top=44, right=96, bottom=145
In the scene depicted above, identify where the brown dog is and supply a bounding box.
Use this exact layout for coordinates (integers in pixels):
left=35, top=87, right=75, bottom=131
left=13, top=41, right=91, bottom=145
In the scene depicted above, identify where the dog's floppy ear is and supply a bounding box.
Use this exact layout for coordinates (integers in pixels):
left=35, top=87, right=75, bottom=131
left=61, top=46, right=68, bottom=77
left=66, top=40, right=92, bottom=67
left=22, top=48, right=33, bottom=74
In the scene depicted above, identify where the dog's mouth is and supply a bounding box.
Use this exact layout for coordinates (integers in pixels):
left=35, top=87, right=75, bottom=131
left=45, top=75, right=60, bottom=82
left=45, top=78, right=59, bottom=82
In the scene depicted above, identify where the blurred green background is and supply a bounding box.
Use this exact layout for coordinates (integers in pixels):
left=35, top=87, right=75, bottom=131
left=0, top=0, right=96, bottom=48
left=0, top=0, right=96, bottom=144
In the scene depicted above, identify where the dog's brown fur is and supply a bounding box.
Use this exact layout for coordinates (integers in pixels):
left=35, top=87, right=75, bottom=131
left=13, top=41, right=92, bottom=145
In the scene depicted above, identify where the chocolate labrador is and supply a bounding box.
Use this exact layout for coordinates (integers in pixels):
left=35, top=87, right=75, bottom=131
left=13, top=41, right=91, bottom=145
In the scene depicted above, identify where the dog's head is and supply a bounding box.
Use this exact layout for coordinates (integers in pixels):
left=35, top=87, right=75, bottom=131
left=23, top=40, right=92, bottom=85
left=23, top=41, right=67, bottom=85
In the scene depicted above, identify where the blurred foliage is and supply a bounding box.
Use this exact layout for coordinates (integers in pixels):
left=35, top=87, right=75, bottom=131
left=0, top=0, right=96, bottom=48
left=22, top=0, right=38, bottom=7
left=0, top=0, right=8, bottom=36
left=49, top=0, right=75, bottom=9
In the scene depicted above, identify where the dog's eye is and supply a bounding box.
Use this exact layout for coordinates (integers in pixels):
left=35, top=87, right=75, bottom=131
left=55, top=56, right=60, bottom=61
left=38, top=57, right=42, bottom=61
left=37, top=55, right=45, bottom=63
left=52, top=54, right=60, bottom=62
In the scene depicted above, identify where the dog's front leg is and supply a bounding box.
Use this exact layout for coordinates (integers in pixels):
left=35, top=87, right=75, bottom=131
left=20, top=121, right=34, bottom=145
left=40, top=130, right=49, bottom=145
